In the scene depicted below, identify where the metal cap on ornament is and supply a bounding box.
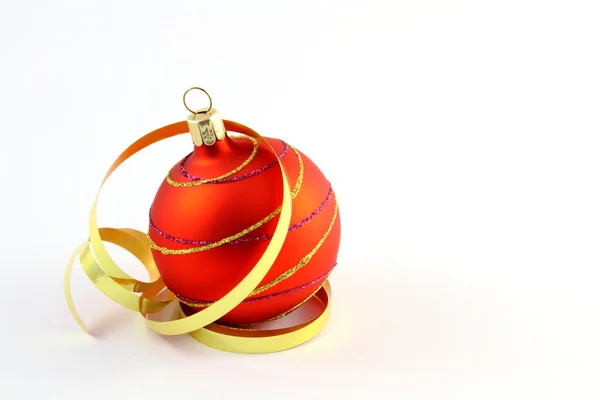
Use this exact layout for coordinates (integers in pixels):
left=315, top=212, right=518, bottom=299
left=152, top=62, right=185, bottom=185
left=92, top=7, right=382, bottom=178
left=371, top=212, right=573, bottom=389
left=183, top=87, right=226, bottom=146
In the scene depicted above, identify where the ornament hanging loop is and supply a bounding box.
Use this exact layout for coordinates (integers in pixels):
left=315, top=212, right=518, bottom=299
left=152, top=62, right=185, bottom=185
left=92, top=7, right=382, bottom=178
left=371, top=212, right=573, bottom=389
left=183, top=87, right=213, bottom=115
left=184, top=87, right=225, bottom=147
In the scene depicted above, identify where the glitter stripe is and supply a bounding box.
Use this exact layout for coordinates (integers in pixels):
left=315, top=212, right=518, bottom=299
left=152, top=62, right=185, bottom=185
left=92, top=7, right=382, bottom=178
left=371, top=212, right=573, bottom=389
left=173, top=262, right=337, bottom=307
left=166, top=136, right=259, bottom=187
left=162, top=198, right=338, bottom=311
left=152, top=198, right=337, bottom=299
left=248, top=202, right=338, bottom=296
left=233, top=280, right=329, bottom=327
left=148, top=185, right=334, bottom=246
left=148, top=146, right=305, bottom=255
left=289, top=146, right=304, bottom=199
left=180, top=140, right=289, bottom=183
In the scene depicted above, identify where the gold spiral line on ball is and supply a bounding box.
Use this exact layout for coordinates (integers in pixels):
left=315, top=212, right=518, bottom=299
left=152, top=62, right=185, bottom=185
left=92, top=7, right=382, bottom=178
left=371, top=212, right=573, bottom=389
left=200, top=274, right=332, bottom=329
left=249, top=200, right=337, bottom=295
left=169, top=197, right=338, bottom=307
left=165, top=136, right=259, bottom=187
left=289, top=146, right=304, bottom=197
left=241, top=280, right=330, bottom=326
left=148, top=146, right=304, bottom=255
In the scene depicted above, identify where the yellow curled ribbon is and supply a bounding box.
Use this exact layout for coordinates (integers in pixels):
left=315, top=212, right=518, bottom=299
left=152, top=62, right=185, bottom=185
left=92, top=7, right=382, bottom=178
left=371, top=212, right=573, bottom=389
left=64, top=120, right=332, bottom=354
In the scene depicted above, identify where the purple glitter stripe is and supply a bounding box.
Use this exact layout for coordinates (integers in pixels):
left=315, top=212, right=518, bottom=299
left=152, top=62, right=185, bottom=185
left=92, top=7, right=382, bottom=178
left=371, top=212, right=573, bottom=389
left=175, top=262, right=337, bottom=306
left=227, top=186, right=334, bottom=244
left=179, top=140, right=289, bottom=184
left=243, top=264, right=335, bottom=304
left=149, top=184, right=334, bottom=246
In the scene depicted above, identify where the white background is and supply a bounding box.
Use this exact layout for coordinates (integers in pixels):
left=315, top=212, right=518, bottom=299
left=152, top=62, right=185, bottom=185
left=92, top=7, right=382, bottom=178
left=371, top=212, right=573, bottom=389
left=1, top=0, right=599, bottom=399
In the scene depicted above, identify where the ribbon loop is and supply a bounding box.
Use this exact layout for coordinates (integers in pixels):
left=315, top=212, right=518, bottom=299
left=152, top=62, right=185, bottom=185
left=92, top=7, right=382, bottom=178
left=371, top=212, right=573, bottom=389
left=64, top=120, right=332, bottom=353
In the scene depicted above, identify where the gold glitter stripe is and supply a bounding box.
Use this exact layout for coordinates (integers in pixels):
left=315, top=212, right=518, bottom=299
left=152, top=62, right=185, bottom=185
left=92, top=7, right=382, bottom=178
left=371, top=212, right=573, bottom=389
left=172, top=196, right=337, bottom=307
left=249, top=201, right=337, bottom=296
left=234, top=280, right=330, bottom=327
left=148, top=146, right=304, bottom=255
left=166, top=136, right=259, bottom=187
left=290, top=146, right=304, bottom=198
left=178, top=297, right=219, bottom=308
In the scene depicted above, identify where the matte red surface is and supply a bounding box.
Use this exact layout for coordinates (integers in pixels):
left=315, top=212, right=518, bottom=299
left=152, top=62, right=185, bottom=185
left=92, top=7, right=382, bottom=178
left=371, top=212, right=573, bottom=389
left=148, top=134, right=341, bottom=325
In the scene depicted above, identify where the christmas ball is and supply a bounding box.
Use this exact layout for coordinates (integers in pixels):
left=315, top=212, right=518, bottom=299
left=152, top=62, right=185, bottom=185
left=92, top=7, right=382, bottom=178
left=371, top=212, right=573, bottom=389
left=148, top=127, right=341, bottom=325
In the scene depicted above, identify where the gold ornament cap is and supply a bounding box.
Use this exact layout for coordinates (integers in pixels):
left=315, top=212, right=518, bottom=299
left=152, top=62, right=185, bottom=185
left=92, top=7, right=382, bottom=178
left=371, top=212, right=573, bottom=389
left=183, top=87, right=226, bottom=146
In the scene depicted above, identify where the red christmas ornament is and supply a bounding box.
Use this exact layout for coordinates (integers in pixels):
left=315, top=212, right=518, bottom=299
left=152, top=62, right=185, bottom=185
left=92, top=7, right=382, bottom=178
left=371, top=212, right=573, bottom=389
left=147, top=91, right=341, bottom=326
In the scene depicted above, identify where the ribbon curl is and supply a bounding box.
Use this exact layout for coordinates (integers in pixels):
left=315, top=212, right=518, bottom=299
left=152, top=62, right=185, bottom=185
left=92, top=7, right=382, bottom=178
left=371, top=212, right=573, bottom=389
left=64, top=120, right=332, bottom=354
